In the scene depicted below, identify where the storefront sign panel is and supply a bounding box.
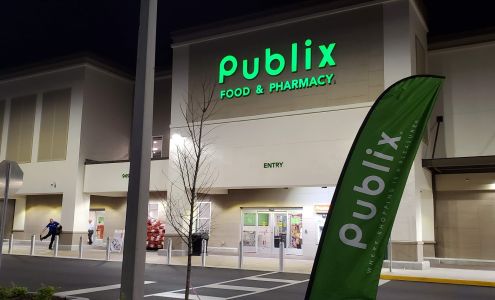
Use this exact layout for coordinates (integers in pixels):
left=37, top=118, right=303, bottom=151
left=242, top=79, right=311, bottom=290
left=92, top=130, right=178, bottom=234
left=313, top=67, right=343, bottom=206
left=188, top=6, right=384, bottom=120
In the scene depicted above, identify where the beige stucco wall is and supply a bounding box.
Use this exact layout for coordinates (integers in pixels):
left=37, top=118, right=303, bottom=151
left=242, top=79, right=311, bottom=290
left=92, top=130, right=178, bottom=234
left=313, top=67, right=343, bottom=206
left=428, top=42, right=495, bottom=158
left=15, top=194, right=62, bottom=240
left=434, top=173, right=495, bottom=260
left=436, top=190, right=495, bottom=260
left=81, top=67, right=133, bottom=162
left=84, top=159, right=169, bottom=194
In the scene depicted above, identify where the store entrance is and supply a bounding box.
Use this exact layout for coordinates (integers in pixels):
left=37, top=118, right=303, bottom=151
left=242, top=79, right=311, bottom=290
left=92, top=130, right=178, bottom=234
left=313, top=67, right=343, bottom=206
left=89, top=209, right=105, bottom=245
left=242, top=208, right=303, bottom=256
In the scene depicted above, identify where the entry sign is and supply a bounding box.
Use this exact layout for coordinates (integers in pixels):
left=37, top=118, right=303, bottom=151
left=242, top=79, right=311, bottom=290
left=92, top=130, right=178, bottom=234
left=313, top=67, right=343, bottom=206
left=0, top=160, right=24, bottom=269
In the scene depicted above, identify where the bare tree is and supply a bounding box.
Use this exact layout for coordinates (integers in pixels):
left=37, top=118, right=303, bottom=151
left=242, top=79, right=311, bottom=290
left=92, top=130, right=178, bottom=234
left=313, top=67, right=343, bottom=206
left=167, top=82, right=218, bottom=300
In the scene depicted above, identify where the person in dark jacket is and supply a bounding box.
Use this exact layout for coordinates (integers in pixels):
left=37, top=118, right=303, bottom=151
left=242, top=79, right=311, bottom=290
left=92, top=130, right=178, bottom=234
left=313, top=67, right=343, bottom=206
left=40, top=218, right=61, bottom=250
left=87, top=219, right=94, bottom=245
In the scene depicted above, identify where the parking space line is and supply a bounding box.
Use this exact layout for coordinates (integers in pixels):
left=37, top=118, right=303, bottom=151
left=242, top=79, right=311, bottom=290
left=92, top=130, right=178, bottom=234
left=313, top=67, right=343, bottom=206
left=243, top=277, right=300, bottom=284
left=207, top=284, right=267, bottom=292
left=145, top=272, right=277, bottom=298
left=226, top=279, right=309, bottom=299
left=55, top=281, right=156, bottom=296
left=151, top=292, right=225, bottom=299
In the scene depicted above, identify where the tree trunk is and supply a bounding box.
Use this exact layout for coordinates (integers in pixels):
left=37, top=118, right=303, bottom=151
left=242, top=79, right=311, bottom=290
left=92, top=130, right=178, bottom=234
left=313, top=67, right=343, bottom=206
left=185, top=193, right=195, bottom=300
left=185, top=245, right=192, bottom=299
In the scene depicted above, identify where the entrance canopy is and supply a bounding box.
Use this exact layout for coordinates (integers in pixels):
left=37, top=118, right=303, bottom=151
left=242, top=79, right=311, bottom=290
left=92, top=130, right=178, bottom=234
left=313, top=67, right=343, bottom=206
left=422, top=155, right=495, bottom=174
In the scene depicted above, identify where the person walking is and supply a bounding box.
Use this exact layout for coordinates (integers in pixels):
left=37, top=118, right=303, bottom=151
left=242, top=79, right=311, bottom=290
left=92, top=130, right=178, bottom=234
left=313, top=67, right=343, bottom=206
left=40, top=218, right=61, bottom=250
left=88, top=219, right=94, bottom=245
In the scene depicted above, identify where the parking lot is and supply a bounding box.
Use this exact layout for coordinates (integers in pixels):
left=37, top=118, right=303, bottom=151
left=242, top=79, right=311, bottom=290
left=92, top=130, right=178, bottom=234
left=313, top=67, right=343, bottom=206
left=0, top=255, right=493, bottom=299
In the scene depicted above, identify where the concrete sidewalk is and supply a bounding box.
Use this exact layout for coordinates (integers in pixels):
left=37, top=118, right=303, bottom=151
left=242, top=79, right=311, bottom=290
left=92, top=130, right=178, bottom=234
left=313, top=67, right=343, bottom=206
left=381, top=267, right=495, bottom=287
left=3, top=243, right=495, bottom=287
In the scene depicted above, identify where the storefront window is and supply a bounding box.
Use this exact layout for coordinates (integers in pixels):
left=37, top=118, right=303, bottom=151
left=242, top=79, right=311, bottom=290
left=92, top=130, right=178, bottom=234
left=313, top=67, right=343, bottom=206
left=151, top=136, right=163, bottom=158
left=258, top=213, right=269, bottom=226
left=316, top=213, right=327, bottom=244
left=195, top=202, right=211, bottom=233
left=241, top=208, right=303, bottom=255
left=244, top=213, right=256, bottom=226
left=89, top=209, right=105, bottom=241
left=148, top=203, right=159, bottom=220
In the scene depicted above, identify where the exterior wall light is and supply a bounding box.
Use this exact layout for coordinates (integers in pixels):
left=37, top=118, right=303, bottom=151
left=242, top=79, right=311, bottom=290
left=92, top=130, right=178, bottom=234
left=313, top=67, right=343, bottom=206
left=170, top=133, right=185, bottom=148
left=171, top=133, right=182, bottom=142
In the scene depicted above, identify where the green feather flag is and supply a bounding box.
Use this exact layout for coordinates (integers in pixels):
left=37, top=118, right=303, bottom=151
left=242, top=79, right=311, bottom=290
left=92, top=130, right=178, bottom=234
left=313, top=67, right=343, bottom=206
left=306, top=75, right=444, bottom=300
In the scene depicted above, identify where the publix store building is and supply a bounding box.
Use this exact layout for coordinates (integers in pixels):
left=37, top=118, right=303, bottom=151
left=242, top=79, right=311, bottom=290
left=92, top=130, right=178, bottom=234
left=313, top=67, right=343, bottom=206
left=168, top=0, right=429, bottom=261
left=3, top=0, right=495, bottom=266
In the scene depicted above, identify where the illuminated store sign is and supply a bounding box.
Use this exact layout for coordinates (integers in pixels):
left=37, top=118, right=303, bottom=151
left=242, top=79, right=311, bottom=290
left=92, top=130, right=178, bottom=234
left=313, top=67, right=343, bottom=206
left=218, top=39, right=336, bottom=99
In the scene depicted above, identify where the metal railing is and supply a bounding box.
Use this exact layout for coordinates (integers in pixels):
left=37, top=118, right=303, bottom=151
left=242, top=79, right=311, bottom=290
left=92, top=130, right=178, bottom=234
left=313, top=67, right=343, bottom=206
left=1, top=235, right=303, bottom=273
left=4, top=234, right=116, bottom=261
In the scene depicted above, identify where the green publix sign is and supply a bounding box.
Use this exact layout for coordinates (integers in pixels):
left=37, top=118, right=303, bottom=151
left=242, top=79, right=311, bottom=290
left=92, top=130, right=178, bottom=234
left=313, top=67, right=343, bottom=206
left=218, top=39, right=336, bottom=100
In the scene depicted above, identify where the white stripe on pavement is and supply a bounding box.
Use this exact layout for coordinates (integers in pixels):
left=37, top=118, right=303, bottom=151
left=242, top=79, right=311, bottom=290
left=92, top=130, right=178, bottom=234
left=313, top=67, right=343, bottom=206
left=379, top=279, right=390, bottom=286
left=226, top=279, right=309, bottom=299
left=206, top=284, right=267, bottom=292
left=145, top=272, right=278, bottom=298
left=55, top=281, right=156, bottom=296
left=243, top=276, right=300, bottom=284
left=150, top=292, right=225, bottom=300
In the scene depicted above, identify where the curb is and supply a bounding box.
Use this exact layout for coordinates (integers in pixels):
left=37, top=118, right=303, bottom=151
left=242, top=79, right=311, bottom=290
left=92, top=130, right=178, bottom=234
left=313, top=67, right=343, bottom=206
left=380, top=274, right=495, bottom=287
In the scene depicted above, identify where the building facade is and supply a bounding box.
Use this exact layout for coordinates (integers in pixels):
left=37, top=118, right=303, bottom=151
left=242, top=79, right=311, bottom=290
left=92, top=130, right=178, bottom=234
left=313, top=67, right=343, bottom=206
left=1, top=0, right=494, bottom=263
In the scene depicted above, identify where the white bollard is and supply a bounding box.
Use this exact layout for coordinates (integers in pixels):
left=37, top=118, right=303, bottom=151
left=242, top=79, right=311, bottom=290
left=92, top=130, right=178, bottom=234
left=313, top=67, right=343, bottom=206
left=54, top=235, right=59, bottom=257
left=79, top=236, right=83, bottom=259
left=30, top=235, right=36, bottom=256
left=201, top=239, right=207, bottom=267
left=167, top=238, right=172, bottom=265
left=106, top=236, right=110, bottom=261
left=8, top=234, right=13, bottom=254
left=279, top=241, right=284, bottom=272
left=238, top=241, right=243, bottom=269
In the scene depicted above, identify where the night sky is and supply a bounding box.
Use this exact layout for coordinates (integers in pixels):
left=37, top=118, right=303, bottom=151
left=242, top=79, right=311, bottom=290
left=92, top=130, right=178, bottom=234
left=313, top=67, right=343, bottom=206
left=1, top=0, right=494, bottom=74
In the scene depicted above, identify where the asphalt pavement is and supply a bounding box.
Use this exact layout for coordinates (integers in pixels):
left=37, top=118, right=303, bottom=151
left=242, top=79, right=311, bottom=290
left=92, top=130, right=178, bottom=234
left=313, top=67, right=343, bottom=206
left=0, top=255, right=493, bottom=299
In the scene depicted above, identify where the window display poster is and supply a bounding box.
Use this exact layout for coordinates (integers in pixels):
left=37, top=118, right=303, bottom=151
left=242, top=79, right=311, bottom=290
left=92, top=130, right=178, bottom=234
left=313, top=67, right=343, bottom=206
left=242, top=231, right=256, bottom=247
left=243, top=213, right=256, bottom=226
left=257, top=227, right=271, bottom=249
left=96, top=216, right=105, bottom=239
left=290, top=213, right=303, bottom=249
left=258, top=213, right=269, bottom=226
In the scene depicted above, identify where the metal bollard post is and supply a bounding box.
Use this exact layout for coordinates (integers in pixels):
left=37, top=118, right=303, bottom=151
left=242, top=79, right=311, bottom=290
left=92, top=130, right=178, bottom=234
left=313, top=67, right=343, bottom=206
left=8, top=234, right=13, bottom=254
left=54, top=235, right=59, bottom=257
left=279, top=241, right=284, bottom=272
left=167, top=238, right=172, bottom=265
left=106, top=237, right=110, bottom=261
left=201, top=239, right=207, bottom=267
left=30, top=235, right=36, bottom=256
left=79, top=236, right=83, bottom=259
left=238, top=241, right=243, bottom=269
